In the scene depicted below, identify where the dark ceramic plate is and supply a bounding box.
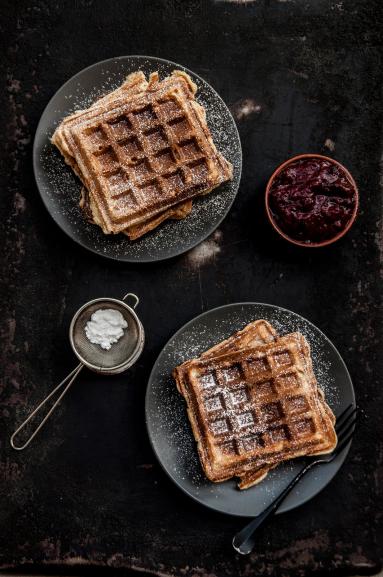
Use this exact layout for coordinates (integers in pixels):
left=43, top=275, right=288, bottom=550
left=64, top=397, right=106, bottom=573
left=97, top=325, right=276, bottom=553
left=33, top=56, right=242, bottom=262
left=146, top=303, right=355, bottom=517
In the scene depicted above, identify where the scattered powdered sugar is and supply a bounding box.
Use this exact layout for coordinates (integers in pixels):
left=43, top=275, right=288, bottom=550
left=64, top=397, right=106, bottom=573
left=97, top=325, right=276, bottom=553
left=232, top=98, right=262, bottom=121
left=265, top=309, right=340, bottom=407
left=324, top=137, right=336, bottom=152
left=36, top=57, right=242, bottom=262
left=147, top=304, right=349, bottom=515
left=187, top=229, right=222, bottom=267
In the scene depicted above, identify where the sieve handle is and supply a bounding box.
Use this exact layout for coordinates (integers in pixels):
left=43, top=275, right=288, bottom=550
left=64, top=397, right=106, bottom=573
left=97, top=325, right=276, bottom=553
left=123, top=293, right=139, bottom=309
left=10, top=363, right=84, bottom=451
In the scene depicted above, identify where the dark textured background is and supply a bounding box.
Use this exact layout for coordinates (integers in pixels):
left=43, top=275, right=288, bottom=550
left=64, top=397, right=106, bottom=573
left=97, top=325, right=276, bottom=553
left=0, top=1, right=382, bottom=576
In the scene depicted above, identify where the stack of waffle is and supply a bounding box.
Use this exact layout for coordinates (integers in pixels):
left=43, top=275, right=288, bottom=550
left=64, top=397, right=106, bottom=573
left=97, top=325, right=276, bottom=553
left=173, top=320, right=337, bottom=489
left=52, top=70, right=233, bottom=240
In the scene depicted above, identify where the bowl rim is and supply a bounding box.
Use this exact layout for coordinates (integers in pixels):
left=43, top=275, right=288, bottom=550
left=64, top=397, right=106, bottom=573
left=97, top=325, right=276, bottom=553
left=265, top=153, right=359, bottom=247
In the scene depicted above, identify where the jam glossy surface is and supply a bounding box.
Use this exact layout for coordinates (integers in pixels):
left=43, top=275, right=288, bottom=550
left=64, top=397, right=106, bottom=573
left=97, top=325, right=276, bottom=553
left=269, top=158, right=357, bottom=244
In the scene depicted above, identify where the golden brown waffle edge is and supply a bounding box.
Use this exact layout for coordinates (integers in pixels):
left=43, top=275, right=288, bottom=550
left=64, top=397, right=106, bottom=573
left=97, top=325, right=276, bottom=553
left=174, top=322, right=336, bottom=489
left=52, top=70, right=233, bottom=239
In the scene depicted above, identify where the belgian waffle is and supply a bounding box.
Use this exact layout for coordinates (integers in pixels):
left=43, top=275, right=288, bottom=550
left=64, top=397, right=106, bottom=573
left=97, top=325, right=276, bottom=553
left=174, top=331, right=336, bottom=487
left=173, top=319, right=279, bottom=486
left=173, top=319, right=335, bottom=488
left=52, top=70, right=232, bottom=237
left=53, top=71, right=195, bottom=238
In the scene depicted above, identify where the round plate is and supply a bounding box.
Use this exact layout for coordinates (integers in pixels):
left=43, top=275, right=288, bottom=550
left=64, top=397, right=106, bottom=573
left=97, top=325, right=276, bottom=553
left=33, top=56, right=242, bottom=262
left=146, top=303, right=355, bottom=517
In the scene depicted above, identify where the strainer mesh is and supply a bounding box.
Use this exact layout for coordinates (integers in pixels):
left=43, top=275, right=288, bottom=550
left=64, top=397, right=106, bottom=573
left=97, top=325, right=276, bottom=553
left=71, top=300, right=140, bottom=371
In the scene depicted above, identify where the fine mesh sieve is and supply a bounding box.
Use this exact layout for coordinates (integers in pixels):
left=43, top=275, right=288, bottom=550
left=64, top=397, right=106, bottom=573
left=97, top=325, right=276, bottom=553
left=70, top=295, right=144, bottom=373
left=10, top=293, right=144, bottom=450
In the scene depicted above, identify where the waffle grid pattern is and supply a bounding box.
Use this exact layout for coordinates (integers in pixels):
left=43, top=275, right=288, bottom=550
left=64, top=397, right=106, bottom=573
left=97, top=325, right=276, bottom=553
left=196, top=344, right=318, bottom=458
left=52, top=70, right=233, bottom=238
left=79, top=95, right=209, bottom=220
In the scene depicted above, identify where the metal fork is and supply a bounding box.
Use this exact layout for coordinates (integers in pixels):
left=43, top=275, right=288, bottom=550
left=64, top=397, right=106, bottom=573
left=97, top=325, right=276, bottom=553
left=232, top=404, right=357, bottom=555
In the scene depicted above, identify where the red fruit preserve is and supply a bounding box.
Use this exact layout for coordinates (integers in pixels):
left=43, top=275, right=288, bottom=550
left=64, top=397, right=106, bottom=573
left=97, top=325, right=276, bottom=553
left=269, top=157, right=357, bottom=244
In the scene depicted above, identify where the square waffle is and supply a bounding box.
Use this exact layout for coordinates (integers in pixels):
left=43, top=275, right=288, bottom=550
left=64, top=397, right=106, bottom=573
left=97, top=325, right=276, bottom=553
left=174, top=319, right=279, bottom=486
left=174, top=330, right=336, bottom=487
left=52, top=70, right=232, bottom=237
left=53, top=71, right=194, bottom=238
left=173, top=320, right=336, bottom=488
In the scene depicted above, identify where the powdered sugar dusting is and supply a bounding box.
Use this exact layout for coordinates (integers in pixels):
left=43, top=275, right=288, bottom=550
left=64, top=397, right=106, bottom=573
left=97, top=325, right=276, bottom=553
left=146, top=303, right=354, bottom=516
left=232, top=98, right=262, bottom=121
left=187, top=230, right=222, bottom=267
left=35, top=56, right=241, bottom=262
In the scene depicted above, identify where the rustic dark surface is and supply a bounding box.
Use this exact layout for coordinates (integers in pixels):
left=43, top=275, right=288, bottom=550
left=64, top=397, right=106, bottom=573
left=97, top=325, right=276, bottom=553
left=0, top=0, right=382, bottom=576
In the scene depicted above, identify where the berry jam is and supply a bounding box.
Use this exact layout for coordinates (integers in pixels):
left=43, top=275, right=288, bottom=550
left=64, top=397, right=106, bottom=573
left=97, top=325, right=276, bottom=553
left=269, top=158, right=357, bottom=244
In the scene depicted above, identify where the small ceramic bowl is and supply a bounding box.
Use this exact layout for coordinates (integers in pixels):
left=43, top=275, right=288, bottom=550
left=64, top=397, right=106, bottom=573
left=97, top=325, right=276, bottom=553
left=265, top=153, right=359, bottom=247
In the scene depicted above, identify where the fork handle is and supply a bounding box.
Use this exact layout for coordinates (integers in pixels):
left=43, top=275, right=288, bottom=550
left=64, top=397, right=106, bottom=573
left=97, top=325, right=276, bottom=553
left=232, top=461, right=314, bottom=555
